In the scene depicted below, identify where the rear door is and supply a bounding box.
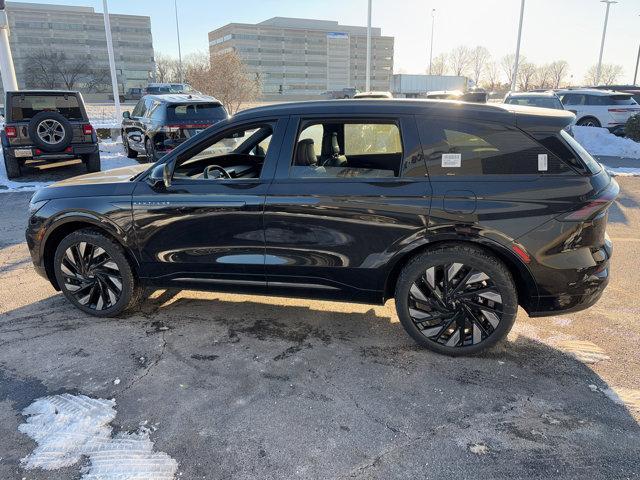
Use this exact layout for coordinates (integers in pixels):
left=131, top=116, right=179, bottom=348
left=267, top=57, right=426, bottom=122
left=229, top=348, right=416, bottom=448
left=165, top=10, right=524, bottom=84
left=263, top=114, right=430, bottom=300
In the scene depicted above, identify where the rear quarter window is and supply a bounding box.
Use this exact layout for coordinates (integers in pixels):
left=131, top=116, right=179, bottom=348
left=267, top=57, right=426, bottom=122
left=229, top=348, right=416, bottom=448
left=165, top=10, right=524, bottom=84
left=416, top=116, right=570, bottom=177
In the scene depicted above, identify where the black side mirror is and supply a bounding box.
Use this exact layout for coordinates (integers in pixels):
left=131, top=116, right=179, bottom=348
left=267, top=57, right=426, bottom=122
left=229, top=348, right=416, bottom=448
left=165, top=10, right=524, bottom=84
left=123, top=111, right=130, bottom=119
left=146, top=163, right=171, bottom=190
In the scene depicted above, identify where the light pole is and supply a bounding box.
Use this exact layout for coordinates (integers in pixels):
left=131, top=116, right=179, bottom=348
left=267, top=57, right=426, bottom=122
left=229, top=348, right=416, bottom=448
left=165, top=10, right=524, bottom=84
left=596, top=0, right=618, bottom=86
left=0, top=0, right=17, bottom=92
left=634, top=14, right=639, bottom=85
left=511, top=0, right=525, bottom=92
left=365, top=0, right=372, bottom=92
left=428, top=8, right=435, bottom=75
left=102, top=0, right=121, bottom=118
left=174, top=0, right=183, bottom=84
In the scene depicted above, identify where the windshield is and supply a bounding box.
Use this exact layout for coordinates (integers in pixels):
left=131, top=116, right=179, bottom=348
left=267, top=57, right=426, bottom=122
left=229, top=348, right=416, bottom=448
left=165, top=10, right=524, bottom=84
left=9, top=94, right=83, bottom=121
left=506, top=97, right=563, bottom=109
left=166, top=103, right=226, bottom=122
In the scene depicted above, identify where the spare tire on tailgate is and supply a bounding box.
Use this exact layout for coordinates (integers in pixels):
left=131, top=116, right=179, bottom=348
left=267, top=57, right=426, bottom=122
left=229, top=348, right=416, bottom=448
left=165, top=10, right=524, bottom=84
left=28, top=111, right=73, bottom=152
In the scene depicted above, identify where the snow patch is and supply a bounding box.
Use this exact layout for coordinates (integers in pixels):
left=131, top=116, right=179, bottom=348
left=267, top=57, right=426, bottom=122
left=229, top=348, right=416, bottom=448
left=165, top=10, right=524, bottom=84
left=18, top=393, right=178, bottom=479
left=573, top=126, right=640, bottom=159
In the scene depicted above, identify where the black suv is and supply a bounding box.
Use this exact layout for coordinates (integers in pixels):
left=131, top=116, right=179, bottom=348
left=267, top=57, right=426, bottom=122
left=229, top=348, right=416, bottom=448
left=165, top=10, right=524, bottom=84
left=121, top=94, right=228, bottom=162
left=2, top=90, right=99, bottom=179
left=26, top=100, right=618, bottom=355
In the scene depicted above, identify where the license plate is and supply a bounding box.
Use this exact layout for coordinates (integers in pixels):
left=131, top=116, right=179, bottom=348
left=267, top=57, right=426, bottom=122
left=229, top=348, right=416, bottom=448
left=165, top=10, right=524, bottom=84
left=14, top=148, right=32, bottom=158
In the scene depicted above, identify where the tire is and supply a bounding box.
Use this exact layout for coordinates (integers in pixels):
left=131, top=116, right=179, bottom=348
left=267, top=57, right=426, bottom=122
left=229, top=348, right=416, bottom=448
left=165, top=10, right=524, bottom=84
left=122, top=132, right=138, bottom=159
left=145, top=137, right=155, bottom=163
left=83, top=151, right=101, bottom=173
left=53, top=229, right=141, bottom=317
left=577, top=117, right=601, bottom=128
left=394, top=244, right=518, bottom=356
left=28, top=111, right=73, bottom=152
left=3, top=152, right=22, bottom=179
left=119, top=95, right=126, bottom=103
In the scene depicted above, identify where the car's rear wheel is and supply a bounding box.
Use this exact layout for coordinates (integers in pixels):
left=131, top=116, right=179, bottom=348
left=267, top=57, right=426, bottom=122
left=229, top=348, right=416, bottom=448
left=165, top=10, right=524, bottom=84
left=122, top=133, right=138, bottom=159
left=395, top=245, right=518, bottom=356
left=3, top=152, right=22, bottom=179
left=577, top=117, right=601, bottom=128
left=82, top=152, right=101, bottom=172
left=53, top=229, right=141, bottom=317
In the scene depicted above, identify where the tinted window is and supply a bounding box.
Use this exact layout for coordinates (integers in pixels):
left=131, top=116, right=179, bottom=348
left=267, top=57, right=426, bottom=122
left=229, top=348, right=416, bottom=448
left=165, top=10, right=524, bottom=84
left=561, top=94, right=585, bottom=106
left=291, top=120, right=403, bottom=179
left=9, top=94, right=83, bottom=121
left=561, top=130, right=602, bottom=174
left=609, top=95, right=637, bottom=105
left=131, top=99, right=146, bottom=117
left=166, top=103, right=227, bottom=122
left=506, top=97, right=563, bottom=109
left=417, top=117, right=568, bottom=176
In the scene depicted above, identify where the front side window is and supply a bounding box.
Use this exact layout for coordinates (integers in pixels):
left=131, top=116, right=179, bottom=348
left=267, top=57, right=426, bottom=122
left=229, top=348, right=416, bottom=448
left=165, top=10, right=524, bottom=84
left=417, top=116, right=568, bottom=177
left=173, top=123, right=274, bottom=181
left=290, top=120, right=402, bottom=179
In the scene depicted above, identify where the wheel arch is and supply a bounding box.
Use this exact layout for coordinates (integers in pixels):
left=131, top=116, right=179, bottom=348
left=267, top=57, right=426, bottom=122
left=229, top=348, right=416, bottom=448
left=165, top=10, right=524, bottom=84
left=576, top=115, right=601, bottom=126
left=383, top=235, right=539, bottom=312
left=42, top=216, right=139, bottom=290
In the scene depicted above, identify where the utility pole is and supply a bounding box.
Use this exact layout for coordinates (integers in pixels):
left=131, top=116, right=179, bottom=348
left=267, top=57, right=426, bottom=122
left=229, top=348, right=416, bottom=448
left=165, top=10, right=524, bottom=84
left=511, top=0, right=525, bottom=92
left=175, top=0, right=183, bottom=84
left=634, top=43, right=640, bottom=85
left=102, top=0, right=121, bottom=118
left=365, top=0, right=372, bottom=92
left=596, top=0, right=618, bottom=86
left=0, top=0, right=18, bottom=92
left=428, top=9, right=435, bottom=75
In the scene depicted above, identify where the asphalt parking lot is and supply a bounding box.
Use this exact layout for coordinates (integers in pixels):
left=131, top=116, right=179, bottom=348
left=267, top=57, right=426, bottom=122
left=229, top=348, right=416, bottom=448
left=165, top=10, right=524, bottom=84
left=0, top=171, right=639, bottom=479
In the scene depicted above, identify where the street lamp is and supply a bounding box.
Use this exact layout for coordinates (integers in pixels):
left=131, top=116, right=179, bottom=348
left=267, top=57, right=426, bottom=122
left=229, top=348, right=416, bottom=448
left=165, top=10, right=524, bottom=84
left=102, top=0, right=121, bottom=118
left=511, top=0, right=525, bottom=92
left=633, top=14, right=639, bottom=85
left=428, top=8, right=435, bottom=75
left=174, top=0, right=183, bottom=84
left=596, top=0, right=618, bottom=86
left=365, top=0, right=372, bottom=92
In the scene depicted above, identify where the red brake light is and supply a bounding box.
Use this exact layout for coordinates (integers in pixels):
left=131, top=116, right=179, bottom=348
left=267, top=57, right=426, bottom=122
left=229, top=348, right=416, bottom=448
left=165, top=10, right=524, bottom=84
left=5, top=126, right=17, bottom=138
left=34, top=148, right=42, bottom=155
left=82, top=124, right=93, bottom=135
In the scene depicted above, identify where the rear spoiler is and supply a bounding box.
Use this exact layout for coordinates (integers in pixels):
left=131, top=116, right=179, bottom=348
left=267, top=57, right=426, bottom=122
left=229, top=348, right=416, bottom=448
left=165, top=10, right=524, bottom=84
left=514, top=109, right=576, bottom=133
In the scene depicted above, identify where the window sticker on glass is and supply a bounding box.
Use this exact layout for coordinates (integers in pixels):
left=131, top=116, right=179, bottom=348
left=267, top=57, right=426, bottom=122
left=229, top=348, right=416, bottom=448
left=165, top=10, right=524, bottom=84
left=538, top=154, right=548, bottom=171
left=442, top=153, right=462, bottom=168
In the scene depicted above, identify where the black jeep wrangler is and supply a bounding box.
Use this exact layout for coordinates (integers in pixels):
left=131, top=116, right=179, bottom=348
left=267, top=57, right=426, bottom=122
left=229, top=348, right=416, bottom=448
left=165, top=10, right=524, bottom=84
left=1, top=90, right=100, bottom=179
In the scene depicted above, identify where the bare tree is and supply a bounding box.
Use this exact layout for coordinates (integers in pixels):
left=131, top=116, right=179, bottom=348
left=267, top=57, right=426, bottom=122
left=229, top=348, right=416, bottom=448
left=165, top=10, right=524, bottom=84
left=549, top=60, right=569, bottom=88
left=155, top=52, right=180, bottom=83
left=23, top=51, right=59, bottom=89
left=186, top=50, right=261, bottom=114
left=517, top=62, right=537, bottom=91
left=500, top=53, right=519, bottom=88
left=23, top=50, right=105, bottom=91
left=583, top=63, right=623, bottom=86
left=429, top=53, right=448, bottom=76
left=469, top=46, right=490, bottom=85
left=483, top=61, right=501, bottom=91
left=534, top=63, right=553, bottom=90
left=448, top=46, right=472, bottom=77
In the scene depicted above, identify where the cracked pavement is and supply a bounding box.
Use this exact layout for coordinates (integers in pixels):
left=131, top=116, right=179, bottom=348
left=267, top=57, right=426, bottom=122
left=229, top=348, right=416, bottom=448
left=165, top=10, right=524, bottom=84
left=0, top=175, right=639, bottom=479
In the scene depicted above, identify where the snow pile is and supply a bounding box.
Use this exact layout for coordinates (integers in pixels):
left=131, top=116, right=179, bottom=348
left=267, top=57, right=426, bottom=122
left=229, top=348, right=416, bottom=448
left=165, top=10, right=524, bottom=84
left=0, top=139, right=139, bottom=192
left=573, top=126, right=640, bottom=159
left=19, top=393, right=178, bottom=479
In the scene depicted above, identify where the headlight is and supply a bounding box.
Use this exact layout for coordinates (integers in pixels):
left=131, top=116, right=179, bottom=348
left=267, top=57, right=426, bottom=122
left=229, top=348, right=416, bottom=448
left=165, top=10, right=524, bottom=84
left=28, top=199, right=49, bottom=216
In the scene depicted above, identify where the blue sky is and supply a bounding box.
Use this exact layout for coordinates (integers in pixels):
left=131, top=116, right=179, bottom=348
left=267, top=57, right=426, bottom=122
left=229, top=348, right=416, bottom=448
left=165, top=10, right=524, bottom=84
left=9, top=0, right=640, bottom=83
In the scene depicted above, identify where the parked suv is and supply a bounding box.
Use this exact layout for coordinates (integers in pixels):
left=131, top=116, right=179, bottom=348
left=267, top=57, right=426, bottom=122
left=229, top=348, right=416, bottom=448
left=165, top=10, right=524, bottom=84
left=26, top=100, right=618, bottom=355
left=121, top=94, right=228, bottom=161
left=556, top=88, right=640, bottom=134
left=1, top=90, right=99, bottom=179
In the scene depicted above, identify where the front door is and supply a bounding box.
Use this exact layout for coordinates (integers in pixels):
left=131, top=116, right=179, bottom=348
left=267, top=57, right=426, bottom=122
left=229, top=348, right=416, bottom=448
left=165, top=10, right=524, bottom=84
left=263, top=114, right=431, bottom=301
left=132, top=117, right=286, bottom=289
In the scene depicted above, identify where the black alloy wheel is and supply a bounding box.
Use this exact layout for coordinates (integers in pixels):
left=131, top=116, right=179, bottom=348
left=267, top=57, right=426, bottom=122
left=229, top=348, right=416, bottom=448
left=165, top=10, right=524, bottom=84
left=54, top=229, right=140, bottom=317
left=395, top=245, right=518, bottom=355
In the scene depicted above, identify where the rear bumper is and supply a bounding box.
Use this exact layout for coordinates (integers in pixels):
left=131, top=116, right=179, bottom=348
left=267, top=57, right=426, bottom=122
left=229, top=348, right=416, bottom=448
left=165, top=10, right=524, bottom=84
left=4, top=143, right=98, bottom=162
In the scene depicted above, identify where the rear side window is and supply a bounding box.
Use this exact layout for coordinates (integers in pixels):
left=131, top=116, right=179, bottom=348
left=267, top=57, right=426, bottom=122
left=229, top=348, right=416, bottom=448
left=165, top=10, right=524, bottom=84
left=608, top=95, right=637, bottom=105
left=560, top=130, right=602, bottom=174
left=167, top=103, right=226, bottom=122
left=9, top=94, right=83, bottom=121
left=506, top=97, right=563, bottom=109
left=416, top=116, right=569, bottom=177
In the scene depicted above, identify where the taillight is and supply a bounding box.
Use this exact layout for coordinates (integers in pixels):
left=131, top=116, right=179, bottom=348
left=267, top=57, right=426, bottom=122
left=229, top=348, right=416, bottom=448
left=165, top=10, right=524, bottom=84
left=82, top=124, right=93, bottom=135
left=561, top=188, right=617, bottom=222
left=608, top=108, right=640, bottom=113
left=5, top=126, right=17, bottom=138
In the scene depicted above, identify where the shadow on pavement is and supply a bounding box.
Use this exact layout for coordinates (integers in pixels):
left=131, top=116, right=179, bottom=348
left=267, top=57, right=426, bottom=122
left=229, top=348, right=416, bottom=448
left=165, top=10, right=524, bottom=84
left=0, top=290, right=638, bottom=479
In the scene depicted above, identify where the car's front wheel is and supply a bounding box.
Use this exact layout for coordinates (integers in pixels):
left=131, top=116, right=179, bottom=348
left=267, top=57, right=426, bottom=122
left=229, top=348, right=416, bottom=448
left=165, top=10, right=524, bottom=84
left=145, top=138, right=155, bottom=162
left=53, top=229, right=141, bottom=317
left=577, top=117, right=601, bottom=128
left=122, top=132, right=138, bottom=159
left=395, top=244, right=518, bottom=356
